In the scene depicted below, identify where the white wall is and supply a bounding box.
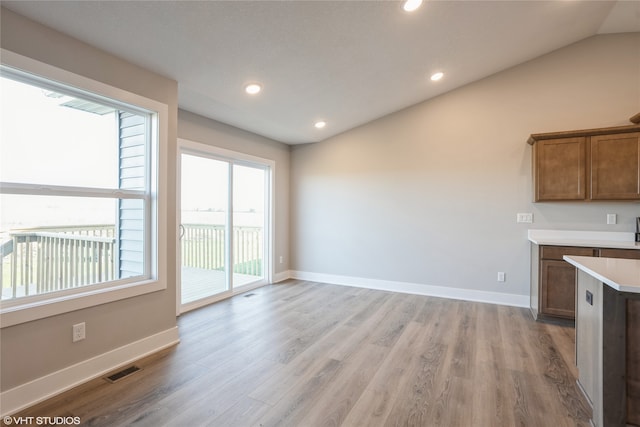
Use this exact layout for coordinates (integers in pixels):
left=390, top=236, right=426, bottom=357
left=290, top=33, right=640, bottom=302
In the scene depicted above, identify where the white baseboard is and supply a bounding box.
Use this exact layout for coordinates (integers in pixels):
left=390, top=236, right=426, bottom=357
left=1, top=326, right=180, bottom=417
left=290, top=270, right=529, bottom=308
left=273, top=270, right=292, bottom=283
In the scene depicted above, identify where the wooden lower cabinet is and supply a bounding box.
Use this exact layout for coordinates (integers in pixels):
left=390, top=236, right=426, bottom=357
left=540, top=260, right=577, bottom=318
left=534, top=246, right=640, bottom=321
left=537, top=246, right=595, bottom=320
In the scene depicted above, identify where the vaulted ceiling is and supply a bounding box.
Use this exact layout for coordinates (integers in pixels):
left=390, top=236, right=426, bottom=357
left=3, top=1, right=639, bottom=144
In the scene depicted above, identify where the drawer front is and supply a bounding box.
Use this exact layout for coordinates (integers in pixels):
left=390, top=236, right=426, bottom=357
left=540, top=245, right=595, bottom=260
left=599, top=248, right=640, bottom=260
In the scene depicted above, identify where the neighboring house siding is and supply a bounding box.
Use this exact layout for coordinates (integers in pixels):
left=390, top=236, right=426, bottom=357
left=118, top=111, right=146, bottom=278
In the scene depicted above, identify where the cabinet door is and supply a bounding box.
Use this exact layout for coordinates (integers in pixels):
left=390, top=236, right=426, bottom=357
left=591, top=132, right=640, bottom=200
left=540, top=259, right=577, bottom=318
left=534, top=137, right=586, bottom=201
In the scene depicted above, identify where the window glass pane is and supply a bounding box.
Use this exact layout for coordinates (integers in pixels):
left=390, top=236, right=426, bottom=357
left=0, top=194, right=144, bottom=300
left=180, top=154, right=230, bottom=302
left=1, top=193, right=118, bottom=231
left=0, top=76, right=146, bottom=189
left=232, top=164, right=265, bottom=285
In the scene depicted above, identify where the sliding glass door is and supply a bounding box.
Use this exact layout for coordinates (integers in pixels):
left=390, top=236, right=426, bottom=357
left=179, top=142, right=271, bottom=312
left=180, top=154, right=230, bottom=304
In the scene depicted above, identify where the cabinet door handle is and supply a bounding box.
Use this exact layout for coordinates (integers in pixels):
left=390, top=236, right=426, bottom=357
left=586, top=290, right=593, bottom=306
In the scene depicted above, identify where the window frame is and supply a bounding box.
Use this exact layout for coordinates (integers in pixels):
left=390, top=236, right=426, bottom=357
left=0, top=49, right=168, bottom=328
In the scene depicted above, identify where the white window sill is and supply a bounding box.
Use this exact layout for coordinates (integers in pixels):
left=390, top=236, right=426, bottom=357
left=0, top=279, right=166, bottom=328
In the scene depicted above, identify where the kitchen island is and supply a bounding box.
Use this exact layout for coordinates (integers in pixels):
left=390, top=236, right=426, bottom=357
left=564, top=255, right=640, bottom=427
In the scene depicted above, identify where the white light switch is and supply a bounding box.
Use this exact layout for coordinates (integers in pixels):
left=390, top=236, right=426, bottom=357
left=607, top=214, right=617, bottom=225
left=517, top=213, right=533, bottom=223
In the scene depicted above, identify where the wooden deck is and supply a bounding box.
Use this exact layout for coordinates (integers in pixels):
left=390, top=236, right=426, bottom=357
left=181, top=267, right=261, bottom=303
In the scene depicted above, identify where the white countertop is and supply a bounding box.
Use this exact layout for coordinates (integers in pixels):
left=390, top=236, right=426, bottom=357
left=528, top=229, right=640, bottom=250
left=564, top=255, right=640, bottom=293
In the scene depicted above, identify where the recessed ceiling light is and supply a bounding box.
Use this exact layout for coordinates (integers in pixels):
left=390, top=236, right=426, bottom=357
left=403, top=0, right=423, bottom=12
left=430, top=72, right=444, bottom=81
left=244, top=83, right=262, bottom=95
left=314, top=121, right=326, bottom=129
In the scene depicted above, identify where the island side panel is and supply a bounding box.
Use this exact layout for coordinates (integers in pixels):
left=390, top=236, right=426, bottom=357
left=576, top=269, right=602, bottom=419
left=628, top=299, right=640, bottom=426
left=602, top=285, right=626, bottom=427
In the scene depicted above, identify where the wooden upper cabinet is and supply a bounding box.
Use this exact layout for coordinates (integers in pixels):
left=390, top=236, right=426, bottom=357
left=533, top=137, right=586, bottom=201
left=529, top=124, right=640, bottom=202
left=590, top=132, right=640, bottom=200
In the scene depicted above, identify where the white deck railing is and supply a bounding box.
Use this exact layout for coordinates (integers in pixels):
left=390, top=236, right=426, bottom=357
left=181, top=224, right=263, bottom=276
left=1, top=224, right=263, bottom=300
left=1, top=225, right=116, bottom=299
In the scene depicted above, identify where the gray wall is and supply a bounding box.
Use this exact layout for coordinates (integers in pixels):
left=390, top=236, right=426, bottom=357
left=178, top=110, right=291, bottom=275
left=291, top=33, right=640, bottom=299
left=0, top=8, right=178, bottom=391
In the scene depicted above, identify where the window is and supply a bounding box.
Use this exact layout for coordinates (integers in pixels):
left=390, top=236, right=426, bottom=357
left=0, top=52, right=167, bottom=326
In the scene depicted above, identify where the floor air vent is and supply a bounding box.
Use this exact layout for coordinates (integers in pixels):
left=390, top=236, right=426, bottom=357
left=105, top=365, right=141, bottom=383
left=244, top=293, right=256, bottom=298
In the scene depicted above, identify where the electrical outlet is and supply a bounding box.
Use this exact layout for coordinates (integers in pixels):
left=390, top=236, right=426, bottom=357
left=516, top=213, right=533, bottom=223
left=607, top=214, right=617, bottom=225
left=279, top=256, right=283, bottom=264
left=73, top=322, right=86, bottom=342
left=586, top=290, right=593, bottom=306
left=497, top=272, right=506, bottom=282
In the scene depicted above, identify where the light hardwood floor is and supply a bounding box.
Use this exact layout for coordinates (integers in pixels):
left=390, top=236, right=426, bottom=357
left=9, top=280, right=591, bottom=426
